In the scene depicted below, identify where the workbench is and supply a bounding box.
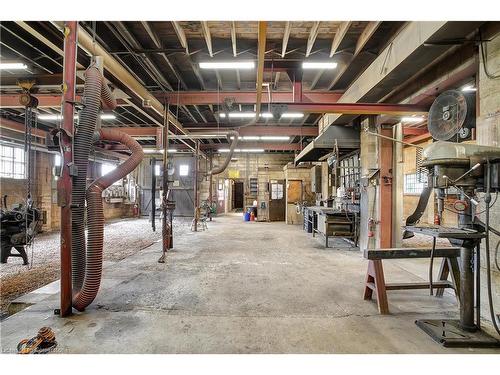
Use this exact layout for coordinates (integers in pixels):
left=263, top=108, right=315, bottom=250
left=303, top=206, right=358, bottom=247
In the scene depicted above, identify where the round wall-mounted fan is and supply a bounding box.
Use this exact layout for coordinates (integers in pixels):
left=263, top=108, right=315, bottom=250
left=428, top=90, right=475, bottom=141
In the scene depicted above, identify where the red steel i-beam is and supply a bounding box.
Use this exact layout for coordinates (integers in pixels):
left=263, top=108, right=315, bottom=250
left=59, top=21, right=78, bottom=317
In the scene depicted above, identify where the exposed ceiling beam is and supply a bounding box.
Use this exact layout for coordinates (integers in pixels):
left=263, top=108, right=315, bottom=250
left=354, top=21, right=381, bottom=56
left=141, top=21, right=188, bottom=90
left=285, top=102, right=428, bottom=115
left=330, top=21, right=352, bottom=57
left=152, top=90, right=342, bottom=105
left=403, top=127, right=428, bottom=136
left=310, top=70, right=323, bottom=90
left=171, top=21, right=189, bottom=54
left=328, top=21, right=381, bottom=90
left=281, top=22, right=291, bottom=58
left=0, top=91, right=343, bottom=108
left=0, top=94, right=124, bottom=108
left=321, top=21, right=467, bottom=129
left=110, top=21, right=174, bottom=91
left=15, top=21, right=84, bottom=70
left=306, top=21, right=321, bottom=57
left=200, top=21, right=213, bottom=57
left=109, top=142, right=302, bottom=152
left=88, top=125, right=318, bottom=137
left=255, top=21, right=267, bottom=118
left=231, top=21, right=237, bottom=57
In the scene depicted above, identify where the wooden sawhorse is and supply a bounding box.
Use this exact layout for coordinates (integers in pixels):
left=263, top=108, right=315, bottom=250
left=363, top=247, right=461, bottom=314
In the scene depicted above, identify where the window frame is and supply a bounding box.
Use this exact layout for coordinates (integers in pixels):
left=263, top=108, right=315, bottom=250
left=0, top=144, right=25, bottom=179
left=404, top=172, right=427, bottom=195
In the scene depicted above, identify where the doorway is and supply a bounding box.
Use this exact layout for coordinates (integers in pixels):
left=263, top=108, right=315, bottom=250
left=232, top=180, right=244, bottom=210
left=269, top=179, right=285, bottom=221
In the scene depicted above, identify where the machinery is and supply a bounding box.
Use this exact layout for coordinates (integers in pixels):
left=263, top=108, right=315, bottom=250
left=0, top=196, right=41, bottom=264
left=405, top=140, right=500, bottom=346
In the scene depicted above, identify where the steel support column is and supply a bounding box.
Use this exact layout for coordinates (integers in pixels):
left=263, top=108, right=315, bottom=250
left=58, top=21, right=78, bottom=318
left=193, top=141, right=200, bottom=231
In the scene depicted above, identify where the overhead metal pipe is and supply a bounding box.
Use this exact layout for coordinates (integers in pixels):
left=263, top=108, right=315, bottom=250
left=206, top=131, right=239, bottom=176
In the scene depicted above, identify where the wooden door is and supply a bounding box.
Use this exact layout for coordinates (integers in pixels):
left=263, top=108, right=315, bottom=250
left=269, top=179, right=285, bottom=221
left=232, top=181, right=244, bottom=210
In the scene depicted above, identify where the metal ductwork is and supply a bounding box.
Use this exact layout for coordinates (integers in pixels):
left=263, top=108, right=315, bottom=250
left=207, top=130, right=239, bottom=176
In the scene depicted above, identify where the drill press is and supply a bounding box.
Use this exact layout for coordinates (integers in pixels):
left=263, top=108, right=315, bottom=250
left=406, top=141, right=500, bottom=347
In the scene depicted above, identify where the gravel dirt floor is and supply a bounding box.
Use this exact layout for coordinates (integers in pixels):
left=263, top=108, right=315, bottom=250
left=0, top=217, right=191, bottom=315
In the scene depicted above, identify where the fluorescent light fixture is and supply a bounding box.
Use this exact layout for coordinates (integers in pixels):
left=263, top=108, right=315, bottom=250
left=260, top=112, right=274, bottom=118
left=143, top=149, right=177, bottom=154
left=219, top=148, right=264, bottom=153
left=228, top=112, right=256, bottom=119
left=241, top=149, right=264, bottom=153
left=38, top=113, right=116, bottom=121
left=219, top=113, right=226, bottom=118
left=461, top=85, right=477, bottom=92
left=260, top=136, right=290, bottom=141
left=302, top=62, right=338, bottom=70
left=281, top=112, right=304, bottom=119
left=401, top=116, right=424, bottom=123
left=0, top=62, right=28, bottom=70
left=199, top=61, right=255, bottom=70
left=38, top=114, right=63, bottom=121
left=132, top=136, right=156, bottom=141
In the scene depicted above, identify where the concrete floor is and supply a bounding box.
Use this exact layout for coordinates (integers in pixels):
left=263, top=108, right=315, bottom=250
left=1, top=214, right=499, bottom=354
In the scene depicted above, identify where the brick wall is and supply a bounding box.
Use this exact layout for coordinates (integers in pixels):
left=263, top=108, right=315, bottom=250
left=476, top=30, right=500, bottom=319
left=0, top=149, right=135, bottom=233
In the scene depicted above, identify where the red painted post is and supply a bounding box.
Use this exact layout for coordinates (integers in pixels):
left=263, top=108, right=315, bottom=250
left=58, top=21, right=78, bottom=317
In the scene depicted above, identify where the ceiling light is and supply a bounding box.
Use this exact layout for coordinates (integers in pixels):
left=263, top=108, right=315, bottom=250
left=241, top=149, right=264, bottom=153
left=132, top=136, right=156, bottom=141
left=38, top=114, right=63, bottom=121
left=260, top=112, right=274, bottom=118
left=219, top=148, right=264, bottom=153
left=143, top=149, right=177, bottom=154
left=199, top=61, right=255, bottom=70
left=281, top=113, right=304, bottom=119
left=219, top=113, right=227, bottom=118
left=228, top=112, right=256, bottom=119
left=461, top=85, right=477, bottom=92
left=0, top=62, right=28, bottom=70
left=38, top=113, right=116, bottom=121
left=401, top=116, right=424, bottom=123
left=302, top=62, right=338, bottom=70
left=260, top=136, right=290, bottom=141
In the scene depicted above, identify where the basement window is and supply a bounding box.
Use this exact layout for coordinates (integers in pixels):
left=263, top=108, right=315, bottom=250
left=0, top=144, right=25, bottom=179
left=179, top=164, right=189, bottom=176
left=404, top=173, right=427, bottom=195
